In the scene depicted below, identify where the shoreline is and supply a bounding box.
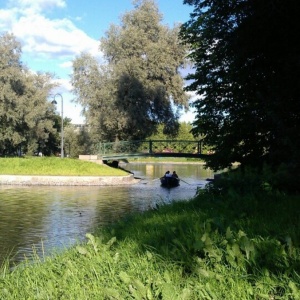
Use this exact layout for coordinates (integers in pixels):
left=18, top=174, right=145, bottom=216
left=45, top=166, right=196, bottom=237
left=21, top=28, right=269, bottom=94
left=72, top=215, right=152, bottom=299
left=0, top=174, right=139, bottom=186
left=121, top=161, right=206, bottom=165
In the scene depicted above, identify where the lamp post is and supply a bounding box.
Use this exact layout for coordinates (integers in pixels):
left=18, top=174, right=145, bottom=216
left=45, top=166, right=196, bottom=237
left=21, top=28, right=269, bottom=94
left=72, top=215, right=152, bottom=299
left=52, top=93, right=64, bottom=158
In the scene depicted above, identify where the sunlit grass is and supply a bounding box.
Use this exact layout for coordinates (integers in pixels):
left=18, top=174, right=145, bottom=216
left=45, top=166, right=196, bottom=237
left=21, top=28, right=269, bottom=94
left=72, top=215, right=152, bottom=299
left=0, top=157, right=127, bottom=176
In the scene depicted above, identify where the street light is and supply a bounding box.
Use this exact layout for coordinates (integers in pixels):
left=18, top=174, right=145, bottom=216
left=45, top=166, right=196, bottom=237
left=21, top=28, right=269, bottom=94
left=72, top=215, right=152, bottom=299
left=52, top=93, right=64, bottom=158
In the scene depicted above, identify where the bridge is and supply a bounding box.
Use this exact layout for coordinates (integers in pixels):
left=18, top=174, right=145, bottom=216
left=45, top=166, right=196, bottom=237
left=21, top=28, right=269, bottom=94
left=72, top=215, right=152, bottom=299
left=97, top=140, right=207, bottom=162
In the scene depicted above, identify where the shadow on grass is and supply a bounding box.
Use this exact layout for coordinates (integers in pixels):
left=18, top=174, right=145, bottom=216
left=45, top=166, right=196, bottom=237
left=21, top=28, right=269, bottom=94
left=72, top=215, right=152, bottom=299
left=96, top=190, right=300, bottom=276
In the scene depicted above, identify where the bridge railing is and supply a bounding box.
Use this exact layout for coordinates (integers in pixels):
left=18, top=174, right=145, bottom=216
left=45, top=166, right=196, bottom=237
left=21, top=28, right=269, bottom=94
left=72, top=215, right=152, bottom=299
left=98, top=140, right=202, bottom=156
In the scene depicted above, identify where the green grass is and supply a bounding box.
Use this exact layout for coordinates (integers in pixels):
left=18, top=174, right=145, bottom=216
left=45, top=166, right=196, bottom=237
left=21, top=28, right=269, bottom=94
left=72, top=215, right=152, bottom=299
left=0, top=157, right=127, bottom=176
left=1, top=188, right=300, bottom=299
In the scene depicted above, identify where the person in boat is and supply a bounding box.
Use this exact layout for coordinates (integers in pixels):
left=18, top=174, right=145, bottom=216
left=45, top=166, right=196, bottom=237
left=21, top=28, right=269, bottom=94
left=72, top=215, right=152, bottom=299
left=161, top=170, right=179, bottom=187
left=165, top=171, right=172, bottom=178
left=163, top=170, right=172, bottom=185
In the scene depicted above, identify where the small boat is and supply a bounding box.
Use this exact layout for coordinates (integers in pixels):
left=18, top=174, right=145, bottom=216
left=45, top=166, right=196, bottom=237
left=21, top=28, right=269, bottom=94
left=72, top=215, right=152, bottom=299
left=160, top=176, right=180, bottom=187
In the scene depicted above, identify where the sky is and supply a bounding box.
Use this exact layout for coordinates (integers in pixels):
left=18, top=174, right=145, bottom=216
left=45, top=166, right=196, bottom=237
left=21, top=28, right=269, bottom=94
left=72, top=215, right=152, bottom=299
left=0, top=0, right=195, bottom=124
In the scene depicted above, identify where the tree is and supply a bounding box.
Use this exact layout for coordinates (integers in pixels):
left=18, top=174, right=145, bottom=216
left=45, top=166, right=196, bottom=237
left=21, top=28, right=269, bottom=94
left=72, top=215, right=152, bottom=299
left=146, top=121, right=200, bottom=153
left=180, top=0, right=300, bottom=177
left=42, top=116, right=72, bottom=157
left=148, top=122, right=194, bottom=140
left=63, top=123, right=93, bottom=158
left=71, top=0, right=189, bottom=143
left=0, top=33, right=58, bottom=155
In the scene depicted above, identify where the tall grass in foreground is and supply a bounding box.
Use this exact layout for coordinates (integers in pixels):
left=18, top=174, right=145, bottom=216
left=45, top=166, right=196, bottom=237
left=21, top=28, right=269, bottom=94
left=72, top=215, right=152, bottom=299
left=1, top=186, right=299, bottom=299
left=0, top=157, right=126, bottom=176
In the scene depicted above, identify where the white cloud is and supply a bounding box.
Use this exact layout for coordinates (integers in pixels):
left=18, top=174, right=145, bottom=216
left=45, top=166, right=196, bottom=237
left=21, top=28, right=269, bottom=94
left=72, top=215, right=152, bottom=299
left=179, top=110, right=195, bottom=123
left=179, top=90, right=197, bottom=123
left=54, top=78, right=72, bottom=93
left=0, top=8, right=18, bottom=31
left=9, top=0, right=66, bottom=14
left=1, top=0, right=100, bottom=62
left=0, top=0, right=97, bottom=124
left=59, top=60, right=73, bottom=69
left=13, top=15, right=100, bottom=60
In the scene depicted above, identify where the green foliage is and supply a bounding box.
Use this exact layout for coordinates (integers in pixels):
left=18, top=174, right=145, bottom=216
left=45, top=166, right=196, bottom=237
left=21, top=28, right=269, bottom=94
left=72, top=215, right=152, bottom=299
left=147, top=122, right=193, bottom=140
left=206, top=167, right=269, bottom=197
left=0, top=32, right=58, bottom=156
left=144, top=122, right=205, bottom=153
left=205, top=164, right=300, bottom=195
left=63, top=124, right=92, bottom=158
left=72, top=0, right=189, bottom=142
left=180, top=1, right=300, bottom=180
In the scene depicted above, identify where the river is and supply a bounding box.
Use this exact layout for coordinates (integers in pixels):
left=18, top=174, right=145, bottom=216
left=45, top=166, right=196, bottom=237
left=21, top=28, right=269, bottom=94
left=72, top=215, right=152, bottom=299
left=0, top=163, right=214, bottom=266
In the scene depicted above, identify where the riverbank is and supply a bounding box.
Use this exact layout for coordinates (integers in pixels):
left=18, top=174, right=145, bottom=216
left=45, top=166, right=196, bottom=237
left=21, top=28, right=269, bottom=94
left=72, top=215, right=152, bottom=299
left=1, top=185, right=299, bottom=299
left=127, top=157, right=206, bottom=164
left=0, top=157, right=206, bottom=185
left=0, top=157, right=141, bottom=185
left=0, top=174, right=139, bottom=186
left=0, top=157, right=127, bottom=176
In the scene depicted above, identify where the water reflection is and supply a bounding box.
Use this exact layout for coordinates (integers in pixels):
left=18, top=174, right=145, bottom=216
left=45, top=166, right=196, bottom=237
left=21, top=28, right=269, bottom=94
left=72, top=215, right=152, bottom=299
left=0, top=163, right=213, bottom=266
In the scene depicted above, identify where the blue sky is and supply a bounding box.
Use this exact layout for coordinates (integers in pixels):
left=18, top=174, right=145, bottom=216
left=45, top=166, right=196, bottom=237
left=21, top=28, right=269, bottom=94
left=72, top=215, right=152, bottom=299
left=0, top=0, right=195, bottom=124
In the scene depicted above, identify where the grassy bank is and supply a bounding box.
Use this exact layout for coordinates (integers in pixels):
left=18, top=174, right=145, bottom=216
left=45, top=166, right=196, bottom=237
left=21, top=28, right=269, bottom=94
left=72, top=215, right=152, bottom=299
left=1, top=186, right=299, bottom=299
left=0, top=157, right=127, bottom=176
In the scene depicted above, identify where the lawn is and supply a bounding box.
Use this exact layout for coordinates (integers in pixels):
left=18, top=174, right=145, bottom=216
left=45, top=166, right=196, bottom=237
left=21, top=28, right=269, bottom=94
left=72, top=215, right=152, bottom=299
left=0, top=157, right=127, bottom=176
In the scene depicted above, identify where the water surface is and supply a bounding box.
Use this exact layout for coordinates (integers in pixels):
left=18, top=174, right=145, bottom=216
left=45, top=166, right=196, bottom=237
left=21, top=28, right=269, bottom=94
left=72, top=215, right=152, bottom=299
left=0, top=163, right=213, bottom=265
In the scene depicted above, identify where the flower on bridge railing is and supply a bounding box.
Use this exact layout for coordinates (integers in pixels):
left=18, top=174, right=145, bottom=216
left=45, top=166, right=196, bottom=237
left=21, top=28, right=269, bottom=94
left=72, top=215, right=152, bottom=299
left=162, top=148, right=173, bottom=153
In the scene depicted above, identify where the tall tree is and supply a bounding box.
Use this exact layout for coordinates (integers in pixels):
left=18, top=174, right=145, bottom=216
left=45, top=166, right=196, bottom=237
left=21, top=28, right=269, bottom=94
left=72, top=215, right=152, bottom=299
left=0, top=33, right=57, bottom=155
left=71, top=0, right=189, bottom=142
left=180, top=0, right=300, bottom=175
